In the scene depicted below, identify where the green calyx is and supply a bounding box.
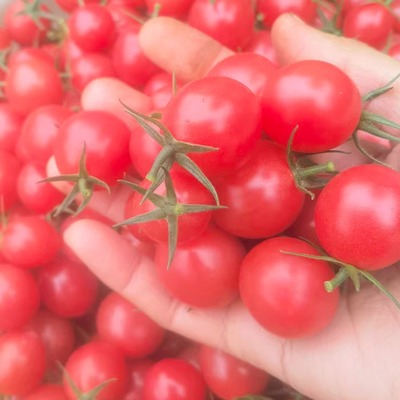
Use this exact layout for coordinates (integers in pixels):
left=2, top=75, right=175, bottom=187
left=114, top=169, right=225, bottom=269
left=280, top=250, right=400, bottom=310
left=122, top=102, right=220, bottom=205
left=286, top=126, right=337, bottom=199
left=354, top=73, right=400, bottom=166
left=40, top=143, right=110, bottom=217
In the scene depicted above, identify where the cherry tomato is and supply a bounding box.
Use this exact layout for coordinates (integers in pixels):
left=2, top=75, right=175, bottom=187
left=68, top=4, right=116, bottom=52
left=4, top=0, right=50, bottom=46
left=54, top=110, right=131, bottom=185
left=18, top=105, right=73, bottom=165
left=0, top=103, right=23, bottom=153
left=214, top=140, right=305, bottom=239
left=142, top=358, right=207, bottom=400
left=37, top=257, right=99, bottom=317
left=199, top=345, right=270, bottom=399
left=257, top=0, right=317, bottom=27
left=239, top=236, right=339, bottom=338
left=26, top=309, right=76, bottom=369
left=2, top=215, right=62, bottom=268
left=315, top=164, right=400, bottom=270
left=0, top=263, right=40, bottom=331
left=260, top=60, right=362, bottom=153
left=207, top=52, right=276, bottom=97
left=5, top=59, right=64, bottom=116
left=343, top=3, right=394, bottom=49
left=96, top=292, right=165, bottom=358
left=64, top=341, right=129, bottom=400
left=123, top=359, right=154, bottom=400
left=155, top=225, right=245, bottom=308
left=0, top=330, right=47, bottom=396
left=188, top=0, right=255, bottom=50
left=244, top=30, right=279, bottom=66
left=162, top=76, right=261, bottom=177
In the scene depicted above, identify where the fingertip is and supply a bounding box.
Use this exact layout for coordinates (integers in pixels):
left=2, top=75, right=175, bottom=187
left=63, top=219, right=141, bottom=292
left=139, top=16, right=233, bottom=81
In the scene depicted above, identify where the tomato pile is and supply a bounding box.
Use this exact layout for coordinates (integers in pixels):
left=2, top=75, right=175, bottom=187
left=1, top=0, right=400, bottom=399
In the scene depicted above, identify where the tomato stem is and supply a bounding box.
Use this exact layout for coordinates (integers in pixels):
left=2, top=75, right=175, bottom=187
left=324, top=267, right=349, bottom=292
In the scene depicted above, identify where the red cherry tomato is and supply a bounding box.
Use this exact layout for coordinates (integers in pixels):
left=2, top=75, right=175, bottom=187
left=260, top=60, right=362, bottom=153
left=315, top=164, right=400, bottom=270
left=23, top=384, right=68, bottom=400
left=239, top=236, right=339, bottom=338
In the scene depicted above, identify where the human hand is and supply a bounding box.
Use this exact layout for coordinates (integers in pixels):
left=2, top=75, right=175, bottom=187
left=58, top=14, right=400, bottom=400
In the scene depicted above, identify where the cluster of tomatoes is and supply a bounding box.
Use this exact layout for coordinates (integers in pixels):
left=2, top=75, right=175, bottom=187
left=1, top=0, right=400, bottom=399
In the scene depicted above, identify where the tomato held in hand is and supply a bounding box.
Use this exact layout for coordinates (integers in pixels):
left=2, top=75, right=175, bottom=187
left=260, top=60, right=362, bottom=153
left=162, top=76, right=261, bottom=177
left=199, top=345, right=270, bottom=399
left=54, top=110, right=131, bottom=186
left=239, top=236, right=339, bottom=338
left=315, top=164, right=400, bottom=270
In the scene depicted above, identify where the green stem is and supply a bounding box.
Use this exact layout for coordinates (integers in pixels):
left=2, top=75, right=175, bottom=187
left=324, top=268, right=349, bottom=292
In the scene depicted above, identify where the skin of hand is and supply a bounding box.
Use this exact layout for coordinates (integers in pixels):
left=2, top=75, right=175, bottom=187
left=54, top=14, right=400, bottom=400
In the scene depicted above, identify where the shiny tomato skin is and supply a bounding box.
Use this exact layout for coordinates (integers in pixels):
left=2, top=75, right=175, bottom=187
left=214, top=140, right=305, bottom=239
left=239, top=236, right=339, bottom=338
left=5, top=59, right=64, bottom=116
left=155, top=225, right=246, bottom=308
left=257, top=0, right=317, bottom=27
left=0, top=330, right=47, bottom=396
left=199, top=345, right=270, bottom=399
left=260, top=60, right=362, bottom=153
left=188, top=0, right=255, bottom=50
left=142, top=358, right=207, bottom=400
left=54, top=110, right=131, bottom=185
left=0, top=150, right=20, bottom=210
left=2, top=215, right=61, bottom=268
left=207, top=52, right=276, bottom=97
left=162, top=76, right=262, bottom=177
left=343, top=3, right=394, bottom=49
left=0, top=103, right=23, bottom=152
left=315, top=164, right=400, bottom=270
left=64, top=341, right=129, bottom=400
left=0, top=263, right=40, bottom=331
left=96, top=292, right=165, bottom=358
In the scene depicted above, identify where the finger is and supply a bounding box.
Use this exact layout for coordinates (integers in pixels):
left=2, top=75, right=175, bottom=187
left=271, top=14, right=400, bottom=121
left=139, top=16, right=234, bottom=82
left=64, top=219, right=400, bottom=400
left=81, top=77, right=152, bottom=130
left=63, top=219, right=288, bottom=374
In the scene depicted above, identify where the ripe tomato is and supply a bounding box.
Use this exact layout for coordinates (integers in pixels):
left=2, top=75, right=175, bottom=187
left=4, top=0, right=50, bottom=46
left=343, top=3, right=394, bottom=49
left=96, top=292, right=165, bottom=358
left=68, top=4, right=116, bottom=52
left=207, top=52, right=276, bottom=97
left=260, top=60, right=362, bottom=153
left=155, top=225, right=246, bottom=308
left=5, top=59, right=64, bottom=116
left=0, top=150, right=20, bottom=210
left=315, top=164, right=400, bottom=270
left=162, top=76, right=261, bottom=177
left=27, top=309, right=76, bottom=369
left=0, top=263, right=40, bottom=331
left=188, top=0, right=255, bottom=50
left=123, top=359, right=154, bottom=400
left=2, top=215, right=62, bottom=268
left=0, top=330, right=47, bottom=396
left=0, top=103, right=23, bottom=153
left=257, top=0, right=317, bottom=27
left=37, top=257, right=99, bottom=318
left=64, top=341, right=129, bottom=400
left=54, top=110, right=131, bottom=185
left=142, top=358, right=207, bottom=400
left=239, top=236, right=339, bottom=338
left=199, top=345, right=270, bottom=399
left=214, top=140, right=305, bottom=239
